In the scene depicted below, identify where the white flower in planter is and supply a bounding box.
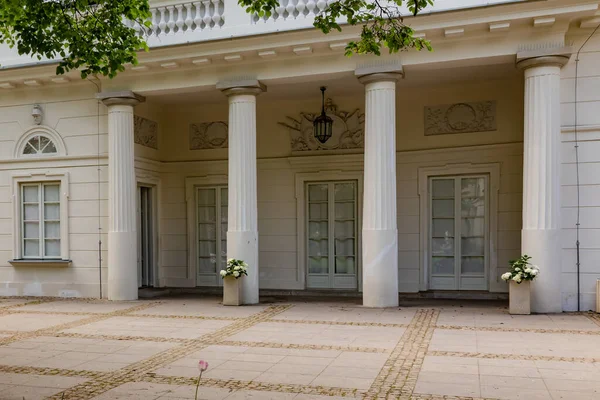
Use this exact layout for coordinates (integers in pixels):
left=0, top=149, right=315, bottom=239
left=233, top=271, right=240, bottom=277
left=501, top=272, right=512, bottom=281
left=219, top=270, right=227, bottom=277
left=531, top=269, right=539, bottom=276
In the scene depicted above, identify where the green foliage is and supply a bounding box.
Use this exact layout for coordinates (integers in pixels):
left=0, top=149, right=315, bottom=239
left=0, top=0, right=151, bottom=78
left=239, top=0, right=433, bottom=56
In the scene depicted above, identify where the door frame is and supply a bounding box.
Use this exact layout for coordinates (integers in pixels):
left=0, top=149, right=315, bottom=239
left=418, top=163, right=500, bottom=292
left=135, top=174, right=160, bottom=288
left=185, top=175, right=228, bottom=286
left=295, top=171, right=363, bottom=291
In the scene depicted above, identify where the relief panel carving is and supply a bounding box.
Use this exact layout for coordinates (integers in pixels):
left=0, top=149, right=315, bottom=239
left=134, top=116, right=158, bottom=149
left=279, top=99, right=365, bottom=151
left=424, top=101, right=497, bottom=136
left=189, top=121, right=228, bottom=150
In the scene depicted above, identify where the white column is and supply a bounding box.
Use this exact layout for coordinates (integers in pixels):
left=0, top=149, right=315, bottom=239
left=218, top=81, right=265, bottom=305
left=517, top=53, right=569, bottom=313
left=357, top=72, right=401, bottom=307
left=98, top=91, right=145, bottom=301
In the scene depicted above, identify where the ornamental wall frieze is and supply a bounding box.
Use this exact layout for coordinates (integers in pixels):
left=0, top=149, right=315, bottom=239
left=134, top=116, right=159, bottom=149
left=279, top=99, right=365, bottom=152
left=189, top=121, right=228, bottom=150
left=424, top=100, right=497, bottom=136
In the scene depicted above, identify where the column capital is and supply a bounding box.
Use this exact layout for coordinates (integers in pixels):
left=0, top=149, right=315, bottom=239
left=217, top=79, right=266, bottom=96
left=355, top=64, right=403, bottom=85
left=97, top=91, right=145, bottom=107
left=516, top=46, right=571, bottom=70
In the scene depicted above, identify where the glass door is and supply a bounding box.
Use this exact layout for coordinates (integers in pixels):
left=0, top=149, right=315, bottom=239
left=307, top=181, right=358, bottom=290
left=429, top=176, right=488, bottom=291
left=137, top=186, right=154, bottom=288
left=196, top=186, right=228, bottom=286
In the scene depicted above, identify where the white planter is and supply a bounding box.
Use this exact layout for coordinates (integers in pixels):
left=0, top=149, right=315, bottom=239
left=509, top=280, right=531, bottom=315
left=223, top=276, right=242, bottom=306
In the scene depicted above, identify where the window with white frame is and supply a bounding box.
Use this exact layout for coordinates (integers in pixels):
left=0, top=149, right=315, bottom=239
left=22, top=135, right=57, bottom=156
left=21, top=183, right=61, bottom=258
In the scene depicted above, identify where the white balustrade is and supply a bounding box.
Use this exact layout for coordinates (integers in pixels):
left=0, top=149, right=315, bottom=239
left=132, top=0, right=225, bottom=38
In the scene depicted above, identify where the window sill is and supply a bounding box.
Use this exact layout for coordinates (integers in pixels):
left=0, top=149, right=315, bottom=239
left=9, top=259, right=71, bottom=268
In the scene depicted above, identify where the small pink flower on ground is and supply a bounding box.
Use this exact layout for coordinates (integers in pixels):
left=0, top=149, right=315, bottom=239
left=198, top=360, right=209, bottom=372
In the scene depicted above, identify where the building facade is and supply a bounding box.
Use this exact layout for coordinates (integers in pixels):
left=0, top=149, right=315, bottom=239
left=0, top=0, right=599, bottom=312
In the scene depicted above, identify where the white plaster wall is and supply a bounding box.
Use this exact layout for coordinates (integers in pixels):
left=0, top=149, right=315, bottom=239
left=157, top=77, right=524, bottom=293
left=0, top=84, right=109, bottom=297
left=560, top=30, right=600, bottom=312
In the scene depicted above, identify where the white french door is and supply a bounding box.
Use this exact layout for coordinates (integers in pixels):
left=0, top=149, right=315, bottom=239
left=306, top=181, right=358, bottom=290
left=196, top=186, right=228, bottom=286
left=429, top=175, right=488, bottom=291
left=137, top=186, right=154, bottom=288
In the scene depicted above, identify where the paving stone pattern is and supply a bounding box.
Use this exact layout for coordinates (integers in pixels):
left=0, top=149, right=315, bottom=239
left=0, top=298, right=600, bottom=399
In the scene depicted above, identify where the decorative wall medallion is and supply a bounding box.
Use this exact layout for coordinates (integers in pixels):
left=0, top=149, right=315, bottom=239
left=134, top=116, right=158, bottom=149
left=189, top=121, right=228, bottom=150
left=424, top=101, right=497, bottom=135
left=279, top=99, right=365, bottom=151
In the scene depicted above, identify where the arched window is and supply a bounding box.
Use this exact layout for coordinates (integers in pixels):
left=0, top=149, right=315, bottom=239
left=14, top=127, right=67, bottom=158
left=22, top=135, right=58, bottom=155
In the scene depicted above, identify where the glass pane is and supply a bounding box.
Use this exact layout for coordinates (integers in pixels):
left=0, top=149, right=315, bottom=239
left=461, top=178, right=485, bottom=198
left=44, top=185, right=60, bottom=202
left=221, top=223, right=227, bottom=240
left=432, top=199, right=454, bottom=218
left=24, top=240, right=39, bottom=257
left=308, top=184, right=328, bottom=202
left=28, top=136, right=40, bottom=151
left=42, top=141, right=57, bottom=154
left=432, top=179, right=455, bottom=198
left=432, top=219, right=454, bottom=238
left=308, top=257, right=328, bottom=274
left=44, top=222, right=60, bottom=239
left=308, top=239, right=328, bottom=256
left=23, top=186, right=38, bottom=202
left=335, top=238, right=354, bottom=256
left=461, top=217, right=485, bottom=237
left=220, top=206, right=228, bottom=223
left=221, top=188, right=228, bottom=206
left=198, top=240, right=216, bottom=256
left=461, top=197, right=485, bottom=217
left=198, top=206, right=216, bottom=222
left=336, top=256, right=355, bottom=274
left=45, top=239, right=60, bottom=257
left=44, top=204, right=60, bottom=220
left=24, top=222, right=39, bottom=239
left=462, top=238, right=484, bottom=256
left=462, top=256, right=484, bottom=274
left=198, top=223, right=216, bottom=240
left=335, top=202, right=354, bottom=219
left=199, top=257, right=215, bottom=273
left=334, top=183, right=355, bottom=201
left=197, top=189, right=216, bottom=206
left=335, top=221, right=354, bottom=239
left=309, top=203, right=327, bottom=220
left=309, top=221, right=328, bottom=239
left=432, top=238, right=454, bottom=256
left=23, top=143, right=37, bottom=155
left=432, top=257, right=455, bottom=275
left=221, top=240, right=227, bottom=254
left=39, top=136, right=50, bottom=151
left=24, top=204, right=39, bottom=221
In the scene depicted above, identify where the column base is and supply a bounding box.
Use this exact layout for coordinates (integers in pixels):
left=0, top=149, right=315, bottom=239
left=362, top=229, right=398, bottom=308
left=522, top=228, right=562, bottom=313
left=227, top=230, right=259, bottom=305
left=107, top=231, right=138, bottom=301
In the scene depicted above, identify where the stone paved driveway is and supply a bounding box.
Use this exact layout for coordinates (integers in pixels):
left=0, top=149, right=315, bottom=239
left=0, top=297, right=599, bottom=399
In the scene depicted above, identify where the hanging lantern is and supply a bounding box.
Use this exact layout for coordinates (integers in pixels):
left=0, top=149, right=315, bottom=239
left=313, top=86, right=333, bottom=144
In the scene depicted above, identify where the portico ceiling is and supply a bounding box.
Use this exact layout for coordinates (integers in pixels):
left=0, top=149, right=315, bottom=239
left=143, top=61, right=520, bottom=105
